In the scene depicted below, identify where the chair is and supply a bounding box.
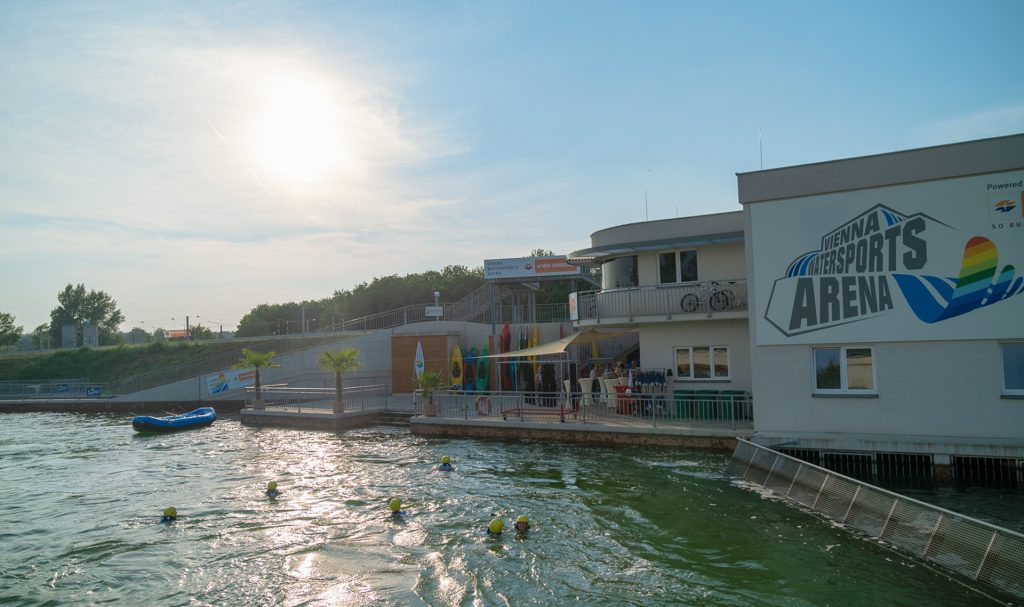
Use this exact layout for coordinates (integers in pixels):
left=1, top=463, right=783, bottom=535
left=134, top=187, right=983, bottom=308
left=578, top=378, right=594, bottom=408
left=602, top=379, right=617, bottom=411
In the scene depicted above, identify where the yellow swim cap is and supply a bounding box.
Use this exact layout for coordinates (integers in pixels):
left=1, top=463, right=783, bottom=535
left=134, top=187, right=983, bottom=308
left=488, top=518, right=504, bottom=534
left=516, top=515, right=528, bottom=524
left=441, top=455, right=451, bottom=465
left=163, top=507, right=177, bottom=518
left=267, top=481, right=278, bottom=491
left=389, top=498, right=401, bottom=513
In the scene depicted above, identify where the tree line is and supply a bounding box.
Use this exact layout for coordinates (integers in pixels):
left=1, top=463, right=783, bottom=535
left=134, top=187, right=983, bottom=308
left=1, top=251, right=581, bottom=350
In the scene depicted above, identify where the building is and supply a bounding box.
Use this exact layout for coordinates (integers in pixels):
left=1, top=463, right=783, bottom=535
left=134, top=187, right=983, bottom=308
left=567, top=210, right=752, bottom=395
left=738, top=133, right=1024, bottom=485
left=569, top=133, right=1024, bottom=486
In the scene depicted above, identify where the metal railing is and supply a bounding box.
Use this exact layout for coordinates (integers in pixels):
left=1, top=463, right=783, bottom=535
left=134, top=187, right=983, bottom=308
left=423, top=386, right=752, bottom=429
left=245, top=383, right=391, bottom=413
left=575, top=279, right=748, bottom=322
left=0, top=378, right=107, bottom=398
left=727, top=438, right=1024, bottom=601
left=320, top=300, right=570, bottom=333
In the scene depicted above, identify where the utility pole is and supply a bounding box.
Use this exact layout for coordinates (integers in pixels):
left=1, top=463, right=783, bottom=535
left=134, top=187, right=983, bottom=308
left=186, top=315, right=191, bottom=340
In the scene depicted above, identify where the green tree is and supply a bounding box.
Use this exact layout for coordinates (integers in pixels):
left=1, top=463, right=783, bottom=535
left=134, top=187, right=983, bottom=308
left=189, top=324, right=215, bottom=340
left=0, top=312, right=22, bottom=348
left=30, top=323, right=51, bottom=349
left=48, top=284, right=125, bottom=347
left=233, top=348, right=279, bottom=404
left=125, top=327, right=150, bottom=344
left=317, top=347, right=363, bottom=413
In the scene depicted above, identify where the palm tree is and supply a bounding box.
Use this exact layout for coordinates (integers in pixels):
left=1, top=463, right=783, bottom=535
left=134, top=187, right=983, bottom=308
left=317, top=347, right=363, bottom=413
left=234, top=348, right=280, bottom=407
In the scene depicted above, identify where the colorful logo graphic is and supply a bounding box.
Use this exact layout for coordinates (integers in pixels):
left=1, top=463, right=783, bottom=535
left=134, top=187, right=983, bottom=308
left=764, top=204, right=1023, bottom=336
left=993, top=199, right=1017, bottom=214
left=893, top=236, right=1024, bottom=323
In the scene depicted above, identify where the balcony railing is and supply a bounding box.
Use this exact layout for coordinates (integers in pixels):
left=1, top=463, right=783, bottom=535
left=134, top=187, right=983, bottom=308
left=575, top=279, right=747, bottom=322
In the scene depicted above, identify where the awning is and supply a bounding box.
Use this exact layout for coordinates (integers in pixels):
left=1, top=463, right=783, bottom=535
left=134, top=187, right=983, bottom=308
left=477, top=329, right=636, bottom=359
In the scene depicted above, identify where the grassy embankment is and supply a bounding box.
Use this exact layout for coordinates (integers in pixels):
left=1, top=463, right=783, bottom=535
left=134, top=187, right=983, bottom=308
left=0, top=336, right=335, bottom=383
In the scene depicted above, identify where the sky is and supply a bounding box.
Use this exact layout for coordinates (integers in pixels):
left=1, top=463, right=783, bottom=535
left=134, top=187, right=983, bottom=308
left=2, top=0, right=1023, bottom=335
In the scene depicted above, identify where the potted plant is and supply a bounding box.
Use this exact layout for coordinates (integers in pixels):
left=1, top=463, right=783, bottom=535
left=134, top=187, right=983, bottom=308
left=317, top=347, right=363, bottom=414
left=234, top=348, right=280, bottom=409
left=417, top=371, right=443, bottom=417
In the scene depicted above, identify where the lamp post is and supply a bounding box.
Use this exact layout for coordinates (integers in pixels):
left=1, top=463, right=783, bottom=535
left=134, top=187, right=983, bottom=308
left=434, top=291, right=440, bottom=322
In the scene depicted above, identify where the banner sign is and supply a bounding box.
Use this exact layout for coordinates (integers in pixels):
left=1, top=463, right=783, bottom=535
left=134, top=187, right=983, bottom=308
left=425, top=305, right=444, bottom=317
left=484, top=256, right=581, bottom=280
left=568, top=292, right=579, bottom=321
left=752, top=171, right=1024, bottom=345
left=85, top=386, right=102, bottom=397
left=206, top=369, right=257, bottom=395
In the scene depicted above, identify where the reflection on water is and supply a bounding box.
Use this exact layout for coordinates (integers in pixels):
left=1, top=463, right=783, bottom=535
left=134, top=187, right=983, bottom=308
left=0, top=413, right=1012, bottom=606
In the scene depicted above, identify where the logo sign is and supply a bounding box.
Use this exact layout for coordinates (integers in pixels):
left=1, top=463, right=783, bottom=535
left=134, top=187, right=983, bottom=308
left=55, top=384, right=69, bottom=393
left=206, top=369, right=257, bottom=395
left=85, top=386, right=102, bottom=397
left=484, top=256, right=581, bottom=280
left=752, top=172, right=1024, bottom=345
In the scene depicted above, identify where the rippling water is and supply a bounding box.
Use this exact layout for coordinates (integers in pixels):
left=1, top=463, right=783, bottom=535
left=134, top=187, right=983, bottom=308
left=0, top=413, right=999, bottom=606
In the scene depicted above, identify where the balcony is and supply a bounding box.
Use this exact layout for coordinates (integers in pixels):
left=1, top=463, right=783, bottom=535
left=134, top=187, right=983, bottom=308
left=574, top=280, right=748, bottom=324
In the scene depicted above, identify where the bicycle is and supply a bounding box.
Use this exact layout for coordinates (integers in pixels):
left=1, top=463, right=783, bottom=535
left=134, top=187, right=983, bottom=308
left=680, top=281, right=739, bottom=313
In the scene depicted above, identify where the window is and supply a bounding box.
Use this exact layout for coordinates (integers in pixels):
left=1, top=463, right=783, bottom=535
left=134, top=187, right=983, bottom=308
left=676, top=346, right=729, bottom=380
left=1002, top=342, right=1024, bottom=394
left=658, top=250, right=699, bottom=284
left=601, top=256, right=638, bottom=289
left=813, top=346, right=874, bottom=393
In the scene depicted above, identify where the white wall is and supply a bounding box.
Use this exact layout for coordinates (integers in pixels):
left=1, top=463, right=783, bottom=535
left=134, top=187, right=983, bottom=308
left=639, top=318, right=751, bottom=392
left=751, top=340, right=1022, bottom=439
left=636, top=241, right=746, bottom=287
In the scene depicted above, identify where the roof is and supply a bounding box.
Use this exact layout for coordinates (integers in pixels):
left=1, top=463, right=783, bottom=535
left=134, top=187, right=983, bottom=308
left=567, top=231, right=743, bottom=264
left=737, top=133, right=1024, bottom=204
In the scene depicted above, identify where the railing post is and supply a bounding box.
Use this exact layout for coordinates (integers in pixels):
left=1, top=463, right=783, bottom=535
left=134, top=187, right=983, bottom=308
left=974, top=531, right=998, bottom=581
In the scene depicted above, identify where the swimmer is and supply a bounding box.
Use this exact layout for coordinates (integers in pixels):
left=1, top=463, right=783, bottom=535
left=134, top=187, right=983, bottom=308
left=437, top=455, right=454, bottom=472
left=487, top=517, right=504, bottom=535
left=161, top=506, right=177, bottom=523
left=265, top=481, right=280, bottom=498
left=389, top=498, right=405, bottom=516
left=514, top=515, right=529, bottom=534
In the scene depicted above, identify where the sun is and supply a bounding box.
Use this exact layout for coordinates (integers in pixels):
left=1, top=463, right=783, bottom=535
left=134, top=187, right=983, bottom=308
left=248, top=74, right=349, bottom=189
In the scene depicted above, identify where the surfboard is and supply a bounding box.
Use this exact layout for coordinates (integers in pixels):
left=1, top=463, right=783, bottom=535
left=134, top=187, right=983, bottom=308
left=464, top=348, right=476, bottom=392
left=414, top=340, right=425, bottom=380
left=476, top=343, right=490, bottom=391
left=450, top=345, right=463, bottom=390
left=500, top=323, right=512, bottom=390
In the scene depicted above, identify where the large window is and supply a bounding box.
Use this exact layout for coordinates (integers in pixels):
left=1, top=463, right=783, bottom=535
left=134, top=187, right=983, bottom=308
left=1002, top=342, right=1024, bottom=394
left=676, top=346, right=729, bottom=380
left=659, top=250, right=699, bottom=284
left=601, top=256, right=638, bottom=289
left=813, top=346, right=875, bottom=393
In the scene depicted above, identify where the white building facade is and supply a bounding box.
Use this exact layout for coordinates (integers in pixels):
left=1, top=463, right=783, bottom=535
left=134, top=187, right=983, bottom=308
left=568, top=211, right=752, bottom=395
left=738, top=134, right=1024, bottom=477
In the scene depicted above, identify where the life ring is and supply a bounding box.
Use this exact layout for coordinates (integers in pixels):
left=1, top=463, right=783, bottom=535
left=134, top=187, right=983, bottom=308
left=475, top=396, right=493, bottom=416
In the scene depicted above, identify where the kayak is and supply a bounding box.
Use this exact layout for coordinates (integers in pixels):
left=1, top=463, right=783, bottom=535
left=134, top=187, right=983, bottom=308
left=132, top=407, right=217, bottom=432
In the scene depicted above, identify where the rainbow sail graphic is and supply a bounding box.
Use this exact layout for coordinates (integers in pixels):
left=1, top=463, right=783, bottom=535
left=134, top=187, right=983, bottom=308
left=893, top=236, right=1024, bottom=323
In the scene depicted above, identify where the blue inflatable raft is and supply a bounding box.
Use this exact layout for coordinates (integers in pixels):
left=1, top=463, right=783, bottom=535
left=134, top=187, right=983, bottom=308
left=132, top=407, right=217, bottom=432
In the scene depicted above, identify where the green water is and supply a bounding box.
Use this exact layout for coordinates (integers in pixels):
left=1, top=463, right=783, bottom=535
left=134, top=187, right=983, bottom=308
left=0, top=413, right=1000, bottom=606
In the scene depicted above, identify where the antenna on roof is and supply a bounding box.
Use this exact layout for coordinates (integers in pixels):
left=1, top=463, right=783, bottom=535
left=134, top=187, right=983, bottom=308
left=759, top=128, right=764, bottom=170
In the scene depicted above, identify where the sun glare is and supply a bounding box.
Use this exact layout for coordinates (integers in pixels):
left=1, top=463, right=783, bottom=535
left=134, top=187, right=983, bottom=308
left=248, top=74, right=349, bottom=189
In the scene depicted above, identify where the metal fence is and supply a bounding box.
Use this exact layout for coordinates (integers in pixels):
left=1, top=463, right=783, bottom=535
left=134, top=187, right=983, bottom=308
left=245, top=383, right=391, bottom=413
left=0, top=378, right=106, bottom=398
left=575, top=279, right=748, bottom=322
left=424, top=387, right=752, bottom=429
left=727, top=438, right=1024, bottom=601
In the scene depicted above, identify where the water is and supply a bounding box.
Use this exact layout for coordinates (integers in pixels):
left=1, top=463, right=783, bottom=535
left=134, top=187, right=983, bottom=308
left=0, top=413, right=1006, bottom=606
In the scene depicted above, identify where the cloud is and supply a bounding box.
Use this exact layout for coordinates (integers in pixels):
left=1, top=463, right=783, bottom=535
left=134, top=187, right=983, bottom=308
left=919, top=102, right=1024, bottom=145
